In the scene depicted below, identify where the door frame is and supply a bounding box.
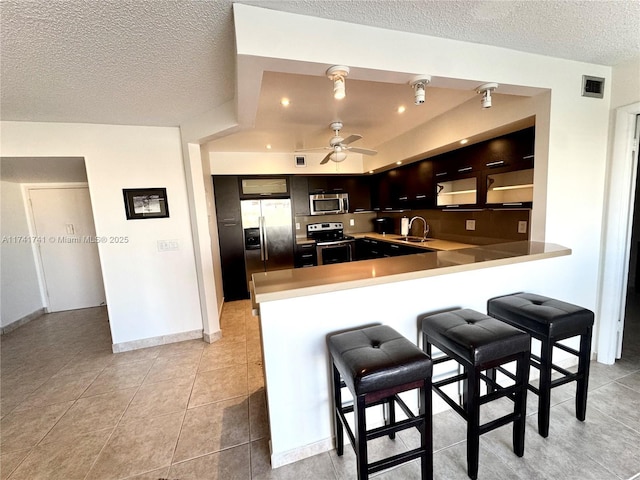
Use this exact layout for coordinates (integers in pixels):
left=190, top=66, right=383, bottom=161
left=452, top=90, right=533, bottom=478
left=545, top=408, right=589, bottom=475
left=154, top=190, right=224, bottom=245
left=22, top=182, right=103, bottom=311
left=597, top=102, right=640, bottom=364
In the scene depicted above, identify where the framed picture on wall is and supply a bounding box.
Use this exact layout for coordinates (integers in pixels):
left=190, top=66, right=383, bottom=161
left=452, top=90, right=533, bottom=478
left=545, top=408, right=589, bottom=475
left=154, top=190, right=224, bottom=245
left=123, top=188, right=169, bottom=220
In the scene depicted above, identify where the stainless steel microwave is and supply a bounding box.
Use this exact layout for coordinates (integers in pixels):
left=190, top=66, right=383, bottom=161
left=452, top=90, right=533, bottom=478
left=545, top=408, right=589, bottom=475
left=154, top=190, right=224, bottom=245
left=309, top=193, right=349, bottom=215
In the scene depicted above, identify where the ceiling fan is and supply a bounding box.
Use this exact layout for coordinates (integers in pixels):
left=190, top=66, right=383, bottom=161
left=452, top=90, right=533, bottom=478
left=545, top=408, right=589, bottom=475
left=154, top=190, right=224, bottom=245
left=296, top=122, right=378, bottom=164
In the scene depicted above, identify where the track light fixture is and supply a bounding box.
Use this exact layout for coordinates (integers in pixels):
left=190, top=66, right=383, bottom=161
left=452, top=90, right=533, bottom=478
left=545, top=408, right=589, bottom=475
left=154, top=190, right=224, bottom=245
left=409, top=75, right=431, bottom=105
left=476, top=82, right=498, bottom=109
left=326, top=65, right=350, bottom=100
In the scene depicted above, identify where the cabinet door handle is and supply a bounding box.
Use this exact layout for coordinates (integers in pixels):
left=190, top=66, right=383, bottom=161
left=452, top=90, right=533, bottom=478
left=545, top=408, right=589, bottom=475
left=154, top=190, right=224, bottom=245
left=503, top=202, right=523, bottom=206
left=222, top=223, right=237, bottom=227
left=399, top=196, right=408, bottom=201
left=485, top=160, right=505, bottom=168
left=415, top=194, right=426, bottom=199
left=458, top=166, right=473, bottom=173
left=435, top=172, right=448, bottom=177
left=523, top=154, right=534, bottom=160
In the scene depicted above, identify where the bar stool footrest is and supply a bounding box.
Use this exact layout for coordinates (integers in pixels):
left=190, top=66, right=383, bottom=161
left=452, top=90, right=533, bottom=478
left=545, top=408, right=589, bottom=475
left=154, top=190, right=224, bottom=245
left=369, top=448, right=429, bottom=475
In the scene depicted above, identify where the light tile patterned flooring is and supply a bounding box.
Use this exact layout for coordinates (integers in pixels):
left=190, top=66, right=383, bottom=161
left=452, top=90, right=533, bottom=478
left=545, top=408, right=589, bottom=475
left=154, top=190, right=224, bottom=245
left=1, top=297, right=640, bottom=479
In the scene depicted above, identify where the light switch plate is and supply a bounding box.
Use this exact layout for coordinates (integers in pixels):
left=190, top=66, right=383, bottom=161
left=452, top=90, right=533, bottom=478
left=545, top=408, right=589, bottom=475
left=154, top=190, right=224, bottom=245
left=295, top=222, right=300, bottom=230
left=466, top=220, right=476, bottom=231
left=157, top=240, right=179, bottom=252
left=349, top=219, right=355, bottom=226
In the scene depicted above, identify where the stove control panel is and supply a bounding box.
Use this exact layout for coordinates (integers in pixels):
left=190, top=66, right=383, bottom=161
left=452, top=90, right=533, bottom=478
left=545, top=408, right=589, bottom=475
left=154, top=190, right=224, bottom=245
left=307, top=222, right=344, bottom=233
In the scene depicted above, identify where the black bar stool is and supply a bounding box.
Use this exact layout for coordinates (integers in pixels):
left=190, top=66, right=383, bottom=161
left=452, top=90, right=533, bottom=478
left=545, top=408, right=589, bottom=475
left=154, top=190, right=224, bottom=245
left=487, top=292, right=594, bottom=438
left=420, top=309, right=530, bottom=480
left=328, top=325, right=433, bottom=480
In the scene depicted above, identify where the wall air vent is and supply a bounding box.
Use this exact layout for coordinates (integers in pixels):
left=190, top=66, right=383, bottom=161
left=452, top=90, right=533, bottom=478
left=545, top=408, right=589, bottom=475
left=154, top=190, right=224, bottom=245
left=582, top=75, right=605, bottom=99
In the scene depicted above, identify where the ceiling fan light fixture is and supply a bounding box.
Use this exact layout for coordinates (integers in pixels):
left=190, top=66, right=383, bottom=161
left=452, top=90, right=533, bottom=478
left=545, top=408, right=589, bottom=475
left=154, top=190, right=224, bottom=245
left=476, top=82, right=498, bottom=109
left=327, top=65, right=350, bottom=100
left=331, top=151, right=348, bottom=162
left=409, top=75, right=431, bottom=105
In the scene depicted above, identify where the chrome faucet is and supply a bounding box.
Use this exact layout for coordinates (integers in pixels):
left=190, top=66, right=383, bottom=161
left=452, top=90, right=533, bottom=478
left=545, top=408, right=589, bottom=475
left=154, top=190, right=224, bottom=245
left=408, top=216, right=430, bottom=241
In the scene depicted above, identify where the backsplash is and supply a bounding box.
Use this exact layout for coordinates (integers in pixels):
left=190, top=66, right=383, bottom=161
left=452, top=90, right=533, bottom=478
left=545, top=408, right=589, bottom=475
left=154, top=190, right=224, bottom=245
left=294, top=209, right=530, bottom=244
left=377, top=209, right=531, bottom=245
left=294, top=212, right=377, bottom=237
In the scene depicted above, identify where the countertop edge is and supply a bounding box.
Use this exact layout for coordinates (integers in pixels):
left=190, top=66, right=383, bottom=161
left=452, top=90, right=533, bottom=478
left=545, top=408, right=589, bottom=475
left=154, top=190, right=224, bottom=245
left=254, top=242, right=571, bottom=303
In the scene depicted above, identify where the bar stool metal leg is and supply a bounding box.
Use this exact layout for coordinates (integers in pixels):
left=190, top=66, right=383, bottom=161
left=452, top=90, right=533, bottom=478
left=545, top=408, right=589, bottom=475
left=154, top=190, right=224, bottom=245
left=466, top=367, right=481, bottom=480
left=538, top=338, right=554, bottom=438
left=420, top=380, right=432, bottom=480
left=385, top=396, right=396, bottom=440
left=332, top=364, right=344, bottom=456
left=513, top=351, right=528, bottom=457
left=355, top=394, right=368, bottom=480
left=576, top=327, right=593, bottom=421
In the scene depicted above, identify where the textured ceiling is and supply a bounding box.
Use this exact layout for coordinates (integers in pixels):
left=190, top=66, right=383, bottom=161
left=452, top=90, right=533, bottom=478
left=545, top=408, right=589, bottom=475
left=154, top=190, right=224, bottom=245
left=1, top=0, right=638, bottom=130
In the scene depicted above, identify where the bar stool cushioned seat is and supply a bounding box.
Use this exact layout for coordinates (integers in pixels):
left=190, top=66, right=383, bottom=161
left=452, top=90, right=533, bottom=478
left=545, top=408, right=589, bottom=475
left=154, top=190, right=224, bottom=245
left=328, top=325, right=433, bottom=480
left=487, top=292, right=594, bottom=438
left=421, top=309, right=530, bottom=480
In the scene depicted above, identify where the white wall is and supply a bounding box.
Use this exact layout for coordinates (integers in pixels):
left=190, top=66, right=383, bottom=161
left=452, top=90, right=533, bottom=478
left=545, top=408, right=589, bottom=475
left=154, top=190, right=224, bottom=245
left=611, top=57, right=640, bottom=109
left=0, top=180, right=44, bottom=325
left=0, top=122, right=203, bottom=346
left=209, top=151, right=364, bottom=175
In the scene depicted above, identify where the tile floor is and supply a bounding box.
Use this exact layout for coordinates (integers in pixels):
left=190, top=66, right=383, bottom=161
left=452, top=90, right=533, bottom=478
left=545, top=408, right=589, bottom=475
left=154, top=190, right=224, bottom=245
left=1, top=296, right=640, bottom=479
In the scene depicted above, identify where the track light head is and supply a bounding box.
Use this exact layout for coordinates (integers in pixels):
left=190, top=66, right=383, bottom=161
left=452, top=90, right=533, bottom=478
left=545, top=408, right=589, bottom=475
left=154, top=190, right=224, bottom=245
left=326, top=65, right=350, bottom=100
left=476, top=82, right=498, bottom=109
left=409, top=75, right=431, bottom=105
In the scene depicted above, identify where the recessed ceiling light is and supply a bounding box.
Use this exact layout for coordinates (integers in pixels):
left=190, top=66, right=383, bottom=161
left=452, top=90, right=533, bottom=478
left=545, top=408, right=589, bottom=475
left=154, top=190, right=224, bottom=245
left=396, top=161, right=402, bottom=165
left=397, top=105, right=406, bottom=114
left=266, top=144, right=272, bottom=149
left=369, top=170, right=374, bottom=174
left=280, top=98, right=290, bottom=107
left=460, top=139, right=469, bottom=145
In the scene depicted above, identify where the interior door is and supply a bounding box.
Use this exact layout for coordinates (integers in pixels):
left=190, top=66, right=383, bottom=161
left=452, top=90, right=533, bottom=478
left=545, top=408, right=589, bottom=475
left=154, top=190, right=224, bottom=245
left=29, top=187, right=106, bottom=312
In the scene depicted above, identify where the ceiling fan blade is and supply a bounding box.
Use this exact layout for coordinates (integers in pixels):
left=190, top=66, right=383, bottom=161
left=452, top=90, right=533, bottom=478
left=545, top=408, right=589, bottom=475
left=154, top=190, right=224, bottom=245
left=320, top=152, right=333, bottom=164
left=341, top=134, right=362, bottom=145
left=348, top=147, right=378, bottom=156
left=295, top=146, right=330, bottom=152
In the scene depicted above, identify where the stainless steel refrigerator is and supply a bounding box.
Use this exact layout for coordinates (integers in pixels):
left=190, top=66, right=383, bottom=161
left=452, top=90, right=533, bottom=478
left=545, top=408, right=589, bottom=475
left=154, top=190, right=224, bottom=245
left=240, top=198, right=294, bottom=288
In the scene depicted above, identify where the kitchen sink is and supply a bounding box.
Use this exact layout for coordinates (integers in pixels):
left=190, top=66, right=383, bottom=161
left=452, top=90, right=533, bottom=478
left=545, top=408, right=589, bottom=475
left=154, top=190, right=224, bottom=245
left=403, top=237, right=432, bottom=243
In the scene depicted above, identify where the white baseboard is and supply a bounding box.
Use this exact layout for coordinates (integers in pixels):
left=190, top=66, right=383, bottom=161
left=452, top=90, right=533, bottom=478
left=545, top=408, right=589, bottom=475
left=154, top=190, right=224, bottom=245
left=270, top=437, right=334, bottom=469
left=0, top=308, right=45, bottom=335
left=203, top=330, right=222, bottom=344
left=112, top=329, right=203, bottom=353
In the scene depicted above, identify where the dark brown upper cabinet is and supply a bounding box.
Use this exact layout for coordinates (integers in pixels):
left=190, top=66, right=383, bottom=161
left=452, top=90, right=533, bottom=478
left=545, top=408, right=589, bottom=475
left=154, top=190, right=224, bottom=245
left=432, top=126, right=535, bottom=209
left=308, top=175, right=372, bottom=212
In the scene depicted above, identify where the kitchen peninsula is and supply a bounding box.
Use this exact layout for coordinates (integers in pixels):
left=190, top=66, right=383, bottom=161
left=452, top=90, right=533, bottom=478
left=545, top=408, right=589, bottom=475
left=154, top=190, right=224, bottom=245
left=252, top=241, right=570, bottom=468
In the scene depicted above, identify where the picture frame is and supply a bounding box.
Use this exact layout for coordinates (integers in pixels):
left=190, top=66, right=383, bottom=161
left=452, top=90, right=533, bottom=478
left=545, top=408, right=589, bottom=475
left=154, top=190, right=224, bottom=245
left=122, top=188, right=169, bottom=220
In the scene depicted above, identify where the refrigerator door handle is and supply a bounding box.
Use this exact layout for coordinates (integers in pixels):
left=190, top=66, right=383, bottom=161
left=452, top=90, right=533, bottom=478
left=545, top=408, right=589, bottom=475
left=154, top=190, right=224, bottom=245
left=262, top=216, right=269, bottom=261
left=258, top=216, right=265, bottom=261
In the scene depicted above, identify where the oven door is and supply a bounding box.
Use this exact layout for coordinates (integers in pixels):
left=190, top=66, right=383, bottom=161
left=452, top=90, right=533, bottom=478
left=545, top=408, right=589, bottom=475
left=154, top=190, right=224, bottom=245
left=316, top=241, right=354, bottom=265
